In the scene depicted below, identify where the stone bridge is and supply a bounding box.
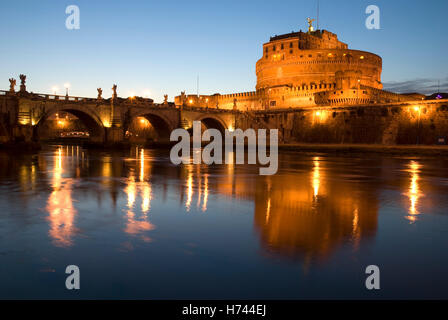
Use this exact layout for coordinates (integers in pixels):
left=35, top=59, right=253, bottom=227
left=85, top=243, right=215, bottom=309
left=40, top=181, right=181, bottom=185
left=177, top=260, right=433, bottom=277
left=0, top=89, right=237, bottom=145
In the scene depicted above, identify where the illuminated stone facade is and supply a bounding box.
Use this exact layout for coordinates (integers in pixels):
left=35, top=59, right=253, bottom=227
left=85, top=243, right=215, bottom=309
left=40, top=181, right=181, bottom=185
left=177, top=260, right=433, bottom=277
left=175, top=27, right=423, bottom=110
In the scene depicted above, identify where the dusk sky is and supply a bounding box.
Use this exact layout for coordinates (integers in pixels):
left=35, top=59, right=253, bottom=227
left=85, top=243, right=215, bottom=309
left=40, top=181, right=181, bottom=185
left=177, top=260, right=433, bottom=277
left=1, top=0, right=447, bottom=102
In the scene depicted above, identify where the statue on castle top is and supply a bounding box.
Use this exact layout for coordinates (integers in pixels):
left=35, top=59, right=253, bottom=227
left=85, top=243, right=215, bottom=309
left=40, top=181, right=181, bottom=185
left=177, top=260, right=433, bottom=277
left=112, top=84, right=117, bottom=99
left=9, top=78, right=16, bottom=93
left=97, top=88, right=103, bottom=100
left=307, top=18, right=315, bottom=33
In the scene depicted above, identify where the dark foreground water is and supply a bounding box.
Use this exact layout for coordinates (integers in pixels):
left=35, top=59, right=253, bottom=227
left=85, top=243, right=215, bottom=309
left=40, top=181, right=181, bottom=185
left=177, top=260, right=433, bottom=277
left=0, top=145, right=448, bottom=299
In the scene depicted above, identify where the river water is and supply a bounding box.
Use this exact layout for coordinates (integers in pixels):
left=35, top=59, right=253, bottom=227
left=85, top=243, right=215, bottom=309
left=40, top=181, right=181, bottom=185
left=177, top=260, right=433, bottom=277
left=0, top=145, right=448, bottom=299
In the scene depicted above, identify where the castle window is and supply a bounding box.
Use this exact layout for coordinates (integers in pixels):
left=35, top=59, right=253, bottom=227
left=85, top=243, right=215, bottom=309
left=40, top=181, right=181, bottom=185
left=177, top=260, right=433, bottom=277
left=290, top=50, right=293, bottom=54
left=308, top=54, right=312, bottom=57
left=265, top=47, right=268, bottom=53
left=265, top=54, right=268, bottom=59
left=360, top=56, right=365, bottom=59
left=270, top=101, right=276, bottom=107
left=273, top=45, right=276, bottom=51
left=281, top=44, right=284, bottom=49
left=289, top=43, right=293, bottom=48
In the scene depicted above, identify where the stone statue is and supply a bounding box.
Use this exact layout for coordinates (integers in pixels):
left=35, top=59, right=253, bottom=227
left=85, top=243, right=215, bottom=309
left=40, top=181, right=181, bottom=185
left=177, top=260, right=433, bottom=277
left=97, top=88, right=103, bottom=100
left=163, top=94, right=168, bottom=104
left=112, top=84, right=117, bottom=99
left=19, top=74, right=27, bottom=92
left=9, top=78, right=16, bottom=93
left=233, top=98, right=237, bottom=110
left=307, top=18, right=315, bottom=33
left=180, top=91, right=186, bottom=105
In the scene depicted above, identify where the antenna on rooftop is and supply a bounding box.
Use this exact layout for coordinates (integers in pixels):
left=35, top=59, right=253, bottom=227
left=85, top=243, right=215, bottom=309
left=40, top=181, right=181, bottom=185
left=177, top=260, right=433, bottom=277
left=197, top=75, right=199, bottom=97
left=317, top=0, right=320, bottom=30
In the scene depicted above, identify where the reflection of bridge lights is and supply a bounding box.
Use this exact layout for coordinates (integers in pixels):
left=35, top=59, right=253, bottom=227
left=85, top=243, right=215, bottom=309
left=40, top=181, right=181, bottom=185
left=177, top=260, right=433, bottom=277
left=405, top=161, right=423, bottom=223
left=185, top=171, right=193, bottom=212
left=413, top=106, right=421, bottom=112
left=312, top=157, right=320, bottom=198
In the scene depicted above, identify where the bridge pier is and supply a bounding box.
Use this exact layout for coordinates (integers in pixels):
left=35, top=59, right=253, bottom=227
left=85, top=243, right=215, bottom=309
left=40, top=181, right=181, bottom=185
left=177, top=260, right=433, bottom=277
left=105, top=127, right=124, bottom=144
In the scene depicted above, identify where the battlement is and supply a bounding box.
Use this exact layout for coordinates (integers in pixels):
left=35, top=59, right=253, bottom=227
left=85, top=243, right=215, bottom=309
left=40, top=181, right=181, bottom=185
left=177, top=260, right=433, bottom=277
left=268, top=29, right=347, bottom=50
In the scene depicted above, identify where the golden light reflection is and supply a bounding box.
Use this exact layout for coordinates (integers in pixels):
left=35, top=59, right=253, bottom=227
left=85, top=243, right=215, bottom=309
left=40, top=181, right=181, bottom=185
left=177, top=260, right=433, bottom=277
left=185, top=170, right=193, bottom=212
left=405, top=161, right=423, bottom=223
left=312, top=157, right=320, bottom=198
left=46, top=146, right=77, bottom=247
left=201, top=174, right=208, bottom=212
left=123, top=148, right=154, bottom=241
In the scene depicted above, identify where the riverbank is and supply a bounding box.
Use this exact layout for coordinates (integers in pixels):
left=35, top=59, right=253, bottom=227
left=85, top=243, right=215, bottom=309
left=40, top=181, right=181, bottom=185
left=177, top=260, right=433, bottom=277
left=279, top=143, right=448, bottom=156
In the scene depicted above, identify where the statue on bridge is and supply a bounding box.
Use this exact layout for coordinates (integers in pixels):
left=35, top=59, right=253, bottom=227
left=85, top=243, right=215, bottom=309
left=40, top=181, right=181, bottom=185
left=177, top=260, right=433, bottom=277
left=112, top=84, right=117, bottom=100
left=9, top=78, right=16, bottom=93
left=97, top=88, right=103, bottom=100
left=163, top=94, right=168, bottom=104
left=19, top=74, right=27, bottom=92
left=180, top=91, right=186, bottom=106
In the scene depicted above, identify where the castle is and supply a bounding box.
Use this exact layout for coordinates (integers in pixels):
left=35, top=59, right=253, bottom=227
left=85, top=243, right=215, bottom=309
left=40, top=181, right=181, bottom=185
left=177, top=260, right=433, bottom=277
left=175, top=22, right=424, bottom=110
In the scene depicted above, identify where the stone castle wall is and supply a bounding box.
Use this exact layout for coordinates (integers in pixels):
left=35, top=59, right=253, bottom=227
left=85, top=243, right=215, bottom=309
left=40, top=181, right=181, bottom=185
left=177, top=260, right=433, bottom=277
left=236, top=101, right=448, bottom=145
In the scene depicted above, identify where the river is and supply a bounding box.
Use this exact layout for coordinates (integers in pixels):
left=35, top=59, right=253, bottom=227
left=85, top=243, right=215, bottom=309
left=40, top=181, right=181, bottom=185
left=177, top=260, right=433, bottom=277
left=0, top=145, right=448, bottom=299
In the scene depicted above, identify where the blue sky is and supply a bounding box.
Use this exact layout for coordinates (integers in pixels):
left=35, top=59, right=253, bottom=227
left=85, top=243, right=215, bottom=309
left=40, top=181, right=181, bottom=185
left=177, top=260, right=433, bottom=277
left=0, top=0, right=447, bottom=101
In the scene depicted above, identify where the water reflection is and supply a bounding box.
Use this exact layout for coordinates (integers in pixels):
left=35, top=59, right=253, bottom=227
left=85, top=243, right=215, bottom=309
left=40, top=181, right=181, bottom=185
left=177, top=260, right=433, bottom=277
left=46, top=147, right=77, bottom=247
left=405, top=160, right=423, bottom=223
left=253, top=158, right=377, bottom=262
left=123, top=148, right=154, bottom=242
left=3, top=146, right=445, bottom=265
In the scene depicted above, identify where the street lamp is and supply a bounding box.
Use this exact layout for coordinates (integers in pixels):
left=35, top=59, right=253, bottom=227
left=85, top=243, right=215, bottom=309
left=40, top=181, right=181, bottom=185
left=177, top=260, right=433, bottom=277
left=52, top=86, right=58, bottom=95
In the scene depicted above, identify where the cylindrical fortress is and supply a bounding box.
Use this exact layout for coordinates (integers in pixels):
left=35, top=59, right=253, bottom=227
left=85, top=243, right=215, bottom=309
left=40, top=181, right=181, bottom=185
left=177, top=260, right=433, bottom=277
left=256, top=30, right=383, bottom=91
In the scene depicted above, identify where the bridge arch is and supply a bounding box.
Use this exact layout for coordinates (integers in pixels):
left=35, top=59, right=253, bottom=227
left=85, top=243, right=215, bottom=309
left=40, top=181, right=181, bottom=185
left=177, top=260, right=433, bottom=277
left=35, top=105, right=105, bottom=142
left=194, top=114, right=228, bottom=133
left=129, top=110, right=175, bottom=143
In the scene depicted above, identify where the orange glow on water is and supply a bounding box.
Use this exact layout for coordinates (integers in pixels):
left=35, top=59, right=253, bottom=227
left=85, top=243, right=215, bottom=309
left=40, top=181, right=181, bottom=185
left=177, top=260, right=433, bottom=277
left=46, top=147, right=77, bottom=247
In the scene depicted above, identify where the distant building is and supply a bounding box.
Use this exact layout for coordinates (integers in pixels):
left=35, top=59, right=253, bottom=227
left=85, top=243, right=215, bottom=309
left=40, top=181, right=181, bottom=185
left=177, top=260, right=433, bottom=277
left=175, top=25, right=424, bottom=110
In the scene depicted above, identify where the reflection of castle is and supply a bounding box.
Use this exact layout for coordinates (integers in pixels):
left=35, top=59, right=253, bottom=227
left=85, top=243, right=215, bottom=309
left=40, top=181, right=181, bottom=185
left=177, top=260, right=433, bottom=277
left=252, top=158, right=378, bottom=262
left=175, top=21, right=423, bottom=110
